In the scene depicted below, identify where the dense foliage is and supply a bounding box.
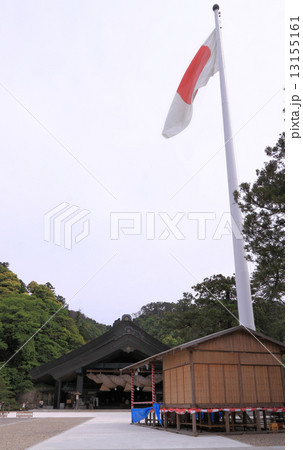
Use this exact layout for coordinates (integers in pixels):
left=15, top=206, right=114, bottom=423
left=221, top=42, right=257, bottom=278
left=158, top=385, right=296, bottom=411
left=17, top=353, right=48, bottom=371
left=134, top=275, right=284, bottom=347
left=0, top=263, right=108, bottom=407
left=69, top=310, right=108, bottom=342
left=133, top=275, right=239, bottom=347
left=234, top=133, right=285, bottom=303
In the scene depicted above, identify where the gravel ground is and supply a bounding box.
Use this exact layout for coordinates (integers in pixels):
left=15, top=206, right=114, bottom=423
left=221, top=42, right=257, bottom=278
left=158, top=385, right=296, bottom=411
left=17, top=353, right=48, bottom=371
left=224, top=432, right=285, bottom=446
left=0, top=417, right=285, bottom=449
left=0, top=417, right=91, bottom=450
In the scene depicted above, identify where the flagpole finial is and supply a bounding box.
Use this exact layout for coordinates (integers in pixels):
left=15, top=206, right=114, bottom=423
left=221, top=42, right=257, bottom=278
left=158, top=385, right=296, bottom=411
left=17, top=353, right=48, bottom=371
left=213, top=4, right=219, bottom=11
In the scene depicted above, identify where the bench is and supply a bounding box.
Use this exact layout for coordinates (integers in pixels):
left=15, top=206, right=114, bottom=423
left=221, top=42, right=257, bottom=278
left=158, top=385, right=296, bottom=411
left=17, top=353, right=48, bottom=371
left=16, top=411, right=33, bottom=418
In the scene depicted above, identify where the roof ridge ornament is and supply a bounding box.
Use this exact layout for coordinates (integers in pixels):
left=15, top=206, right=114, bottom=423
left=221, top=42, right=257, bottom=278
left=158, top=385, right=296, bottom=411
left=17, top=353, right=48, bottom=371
left=122, top=314, right=132, bottom=321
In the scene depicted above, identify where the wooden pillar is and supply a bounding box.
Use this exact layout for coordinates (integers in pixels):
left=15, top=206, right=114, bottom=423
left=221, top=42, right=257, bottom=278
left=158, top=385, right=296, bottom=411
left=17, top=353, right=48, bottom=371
left=55, top=379, right=62, bottom=409
left=151, top=363, right=156, bottom=405
left=253, top=411, right=256, bottom=430
left=256, top=410, right=261, bottom=432
left=231, top=412, right=236, bottom=431
left=152, top=412, right=156, bottom=427
left=207, top=412, right=211, bottom=428
left=189, top=351, right=196, bottom=407
left=225, top=411, right=230, bottom=433
left=176, top=413, right=180, bottom=432
left=238, top=357, right=244, bottom=404
left=199, top=412, right=202, bottom=425
left=192, top=412, right=197, bottom=436
left=131, top=371, right=134, bottom=409
left=263, top=410, right=268, bottom=430
left=164, top=412, right=168, bottom=430
left=76, top=373, right=84, bottom=394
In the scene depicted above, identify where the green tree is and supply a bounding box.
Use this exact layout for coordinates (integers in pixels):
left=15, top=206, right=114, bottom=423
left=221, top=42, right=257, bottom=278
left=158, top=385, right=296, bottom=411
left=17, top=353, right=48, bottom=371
left=0, top=292, right=86, bottom=394
left=134, top=274, right=285, bottom=345
left=0, top=264, right=25, bottom=295
left=27, top=281, right=58, bottom=303
left=253, top=297, right=285, bottom=343
left=0, top=264, right=110, bottom=404
left=69, top=309, right=109, bottom=342
left=162, top=296, right=200, bottom=345
left=234, top=133, right=285, bottom=303
left=56, top=295, right=68, bottom=308
left=134, top=276, right=239, bottom=345
left=0, top=374, right=18, bottom=409
left=133, top=302, right=180, bottom=345
left=190, top=274, right=239, bottom=334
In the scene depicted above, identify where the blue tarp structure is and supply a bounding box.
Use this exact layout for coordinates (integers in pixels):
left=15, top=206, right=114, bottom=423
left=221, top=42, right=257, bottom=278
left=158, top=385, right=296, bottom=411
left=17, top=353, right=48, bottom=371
left=131, top=403, right=163, bottom=425
left=131, top=406, right=153, bottom=424
left=153, top=403, right=162, bottom=425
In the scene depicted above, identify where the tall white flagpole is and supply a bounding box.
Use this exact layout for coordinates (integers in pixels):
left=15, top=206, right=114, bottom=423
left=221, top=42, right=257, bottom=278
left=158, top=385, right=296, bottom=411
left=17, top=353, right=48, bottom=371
left=213, top=4, right=256, bottom=330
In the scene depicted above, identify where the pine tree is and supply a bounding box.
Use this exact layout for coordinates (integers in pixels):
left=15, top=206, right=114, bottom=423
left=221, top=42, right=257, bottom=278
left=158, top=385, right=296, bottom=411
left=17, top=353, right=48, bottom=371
left=234, top=133, right=285, bottom=303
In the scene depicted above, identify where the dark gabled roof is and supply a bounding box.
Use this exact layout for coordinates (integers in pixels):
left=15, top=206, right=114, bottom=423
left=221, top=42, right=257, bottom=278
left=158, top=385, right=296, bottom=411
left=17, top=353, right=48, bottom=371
left=30, top=317, right=168, bottom=381
left=121, top=326, right=285, bottom=372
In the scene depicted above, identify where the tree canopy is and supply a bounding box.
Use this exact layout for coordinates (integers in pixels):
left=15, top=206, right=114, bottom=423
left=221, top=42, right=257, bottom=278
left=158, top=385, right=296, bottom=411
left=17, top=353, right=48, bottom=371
left=0, top=263, right=108, bottom=406
left=134, top=272, right=284, bottom=346
left=234, top=133, right=285, bottom=303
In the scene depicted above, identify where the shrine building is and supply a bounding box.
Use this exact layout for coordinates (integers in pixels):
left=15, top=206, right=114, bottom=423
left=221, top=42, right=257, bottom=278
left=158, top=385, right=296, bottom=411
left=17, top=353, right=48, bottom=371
left=30, top=314, right=168, bottom=409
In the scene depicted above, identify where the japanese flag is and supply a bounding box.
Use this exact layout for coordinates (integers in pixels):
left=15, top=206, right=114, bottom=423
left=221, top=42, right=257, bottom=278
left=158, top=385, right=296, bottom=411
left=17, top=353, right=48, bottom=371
left=162, top=29, right=218, bottom=138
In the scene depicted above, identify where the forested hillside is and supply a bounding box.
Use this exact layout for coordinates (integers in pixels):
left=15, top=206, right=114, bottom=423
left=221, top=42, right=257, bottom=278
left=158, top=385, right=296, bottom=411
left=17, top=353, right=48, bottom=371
left=0, top=263, right=109, bottom=407
left=133, top=275, right=284, bottom=347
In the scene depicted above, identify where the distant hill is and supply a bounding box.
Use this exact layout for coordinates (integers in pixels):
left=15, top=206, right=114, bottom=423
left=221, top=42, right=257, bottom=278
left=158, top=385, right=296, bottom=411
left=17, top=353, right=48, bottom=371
left=69, top=309, right=109, bottom=342
left=0, top=262, right=108, bottom=406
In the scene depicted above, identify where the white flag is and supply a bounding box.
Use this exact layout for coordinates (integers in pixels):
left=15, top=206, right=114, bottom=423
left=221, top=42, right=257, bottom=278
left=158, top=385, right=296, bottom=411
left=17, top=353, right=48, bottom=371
left=162, top=29, right=218, bottom=138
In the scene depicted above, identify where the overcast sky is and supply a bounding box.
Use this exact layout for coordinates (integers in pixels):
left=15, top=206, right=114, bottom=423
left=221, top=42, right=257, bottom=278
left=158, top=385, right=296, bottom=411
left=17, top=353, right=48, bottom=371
left=1, top=0, right=285, bottom=325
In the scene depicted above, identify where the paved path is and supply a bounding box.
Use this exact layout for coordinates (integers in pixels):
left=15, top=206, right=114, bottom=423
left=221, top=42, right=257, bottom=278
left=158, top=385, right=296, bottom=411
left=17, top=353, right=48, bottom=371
left=26, top=411, right=284, bottom=450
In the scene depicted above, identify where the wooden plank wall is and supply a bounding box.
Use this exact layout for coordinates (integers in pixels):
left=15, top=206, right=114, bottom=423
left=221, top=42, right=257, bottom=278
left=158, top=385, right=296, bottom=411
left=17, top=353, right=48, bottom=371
left=163, top=331, right=284, bottom=407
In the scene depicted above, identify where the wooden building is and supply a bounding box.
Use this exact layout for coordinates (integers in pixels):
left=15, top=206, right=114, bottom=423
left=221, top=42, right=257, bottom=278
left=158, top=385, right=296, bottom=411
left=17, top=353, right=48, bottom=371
left=30, top=315, right=168, bottom=409
left=122, top=326, right=285, bottom=433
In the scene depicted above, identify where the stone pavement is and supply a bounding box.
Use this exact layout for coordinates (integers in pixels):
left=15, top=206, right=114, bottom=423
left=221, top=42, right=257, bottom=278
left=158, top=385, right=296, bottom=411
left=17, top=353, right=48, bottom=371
left=25, top=411, right=285, bottom=450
